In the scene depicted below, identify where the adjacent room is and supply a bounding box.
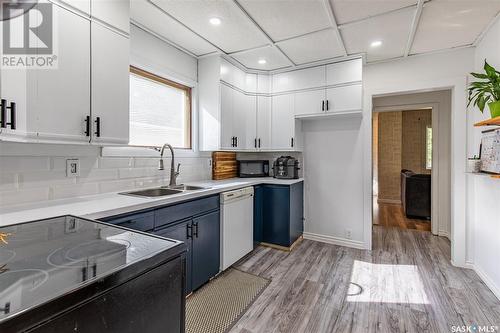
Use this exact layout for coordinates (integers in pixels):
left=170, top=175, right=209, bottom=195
left=0, top=0, right=499, bottom=332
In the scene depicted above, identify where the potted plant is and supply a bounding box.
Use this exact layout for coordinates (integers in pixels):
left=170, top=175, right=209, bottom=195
left=467, top=60, right=500, bottom=118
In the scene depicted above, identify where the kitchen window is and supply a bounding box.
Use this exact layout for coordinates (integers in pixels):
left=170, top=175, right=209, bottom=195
left=129, top=66, right=192, bottom=149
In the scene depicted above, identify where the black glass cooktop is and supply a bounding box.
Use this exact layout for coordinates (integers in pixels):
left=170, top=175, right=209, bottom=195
left=0, top=215, right=179, bottom=323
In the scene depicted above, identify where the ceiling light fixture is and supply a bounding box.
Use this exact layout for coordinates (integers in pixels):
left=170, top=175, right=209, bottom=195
left=209, top=17, right=221, bottom=26
left=258, top=59, right=267, bottom=65
left=370, top=40, right=382, bottom=48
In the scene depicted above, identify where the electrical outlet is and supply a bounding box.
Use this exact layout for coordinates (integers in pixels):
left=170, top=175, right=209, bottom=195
left=346, top=229, right=352, bottom=239
left=66, top=159, right=80, bottom=178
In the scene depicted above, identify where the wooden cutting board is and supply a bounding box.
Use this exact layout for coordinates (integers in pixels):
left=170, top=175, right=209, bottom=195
left=212, top=151, right=238, bottom=180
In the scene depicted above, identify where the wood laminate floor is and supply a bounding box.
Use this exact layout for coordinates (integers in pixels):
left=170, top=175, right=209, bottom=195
left=373, top=198, right=431, bottom=232
left=230, top=227, right=500, bottom=333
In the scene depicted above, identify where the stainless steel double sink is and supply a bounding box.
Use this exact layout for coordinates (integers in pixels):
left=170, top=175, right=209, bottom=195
left=120, top=184, right=208, bottom=198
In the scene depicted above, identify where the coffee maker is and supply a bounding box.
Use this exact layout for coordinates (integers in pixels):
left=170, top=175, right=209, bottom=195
left=272, top=156, right=300, bottom=179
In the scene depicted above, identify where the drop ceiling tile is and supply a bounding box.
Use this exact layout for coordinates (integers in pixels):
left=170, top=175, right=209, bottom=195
left=411, top=0, right=500, bottom=54
left=150, top=0, right=269, bottom=53
left=340, top=7, right=414, bottom=62
left=237, top=0, right=332, bottom=41
left=331, top=0, right=417, bottom=25
left=276, top=29, right=345, bottom=64
left=231, top=46, right=292, bottom=71
left=131, top=0, right=217, bottom=56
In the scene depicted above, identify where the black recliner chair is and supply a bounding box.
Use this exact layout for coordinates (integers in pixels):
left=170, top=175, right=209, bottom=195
left=401, top=169, right=431, bottom=220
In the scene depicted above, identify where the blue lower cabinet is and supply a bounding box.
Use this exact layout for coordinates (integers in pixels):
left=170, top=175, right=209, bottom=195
left=253, top=185, right=264, bottom=244
left=100, top=194, right=221, bottom=295
left=256, top=182, right=304, bottom=248
left=191, top=210, right=220, bottom=290
left=154, top=220, right=193, bottom=294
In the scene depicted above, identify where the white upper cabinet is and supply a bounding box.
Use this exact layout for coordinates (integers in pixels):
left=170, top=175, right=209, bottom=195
left=220, top=84, right=234, bottom=149
left=256, top=96, right=272, bottom=150
left=91, top=0, right=130, bottom=33
left=271, top=94, right=295, bottom=150
left=220, top=58, right=246, bottom=91
left=272, top=66, right=325, bottom=93
left=58, top=0, right=91, bottom=15
left=294, top=90, right=326, bottom=116
left=326, top=84, right=363, bottom=112
left=326, top=58, right=363, bottom=86
left=91, top=23, right=130, bottom=145
left=36, top=5, right=91, bottom=144
left=257, top=74, right=271, bottom=94
left=245, top=74, right=257, bottom=94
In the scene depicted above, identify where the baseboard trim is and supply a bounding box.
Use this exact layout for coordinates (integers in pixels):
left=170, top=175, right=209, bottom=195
left=303, top=232, right=366, bottom=250
left=377, top=198, right=402, bottom=204
left=474, top=264, right=500, bottom=301
left=438, top=231, right=450, bottom=240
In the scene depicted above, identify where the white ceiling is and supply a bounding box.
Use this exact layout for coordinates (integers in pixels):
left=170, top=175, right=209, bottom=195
left=131, top=0, right=500, bottom=71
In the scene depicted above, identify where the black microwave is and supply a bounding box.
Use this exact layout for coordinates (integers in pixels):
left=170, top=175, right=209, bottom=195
left=238, top=160, right=269, bottom=178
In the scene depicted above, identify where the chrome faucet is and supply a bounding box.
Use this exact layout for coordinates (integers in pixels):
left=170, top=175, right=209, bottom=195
left=158, top=143, right=180, bottom=187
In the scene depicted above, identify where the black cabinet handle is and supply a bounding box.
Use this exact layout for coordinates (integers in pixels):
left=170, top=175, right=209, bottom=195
left=231, top=136, right=235, bottom=147
left=84, top=115, right=91, bottom=136
left=326, top=100, right=329, bottom=111
left=186, top=223, right=192, bottom=239
left=92, top=263, right=97, bottom=278
left=291, top=137, right=294, bottom=148
left=254, top=138, right=257, bottom=148
left=0, top=99, right=6, bottom=128
left=322, top=100, right=325, bottom=111
left=258, top=138, right=261, bottom=148
left=82, top=266, right=88, bottom=282
left=235, top=137, right=238, bottom=147
left=0, top=99, right=16, bottom=130
left=94, top=117, right=101, bottom=137
left=193, top=222, right=199, bottom=238
left=0, top=302, right=10, bottom=315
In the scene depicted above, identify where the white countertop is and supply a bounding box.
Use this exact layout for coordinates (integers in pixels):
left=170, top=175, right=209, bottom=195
left=0, top=177, right=303, bottom=226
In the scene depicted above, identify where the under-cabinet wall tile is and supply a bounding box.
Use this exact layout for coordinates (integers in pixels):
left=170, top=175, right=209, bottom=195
left=98, top=157, right=133, bottom=169
left=20, top=170, right=76, bottom=189
left=0, top=188, right=50, bottom=206
left=0, top=157, right=50, bottom=172
left=52, top=183, right=100, bottom=200
left=98, top=179, right=136, bottom=193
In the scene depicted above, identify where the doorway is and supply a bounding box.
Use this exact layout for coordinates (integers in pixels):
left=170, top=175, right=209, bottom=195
left=373, top=109, right=433, bottom=232
left=370, top=89, right=452, bottom=238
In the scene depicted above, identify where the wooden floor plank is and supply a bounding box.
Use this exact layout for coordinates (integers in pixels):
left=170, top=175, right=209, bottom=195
left=230, top=226, right=500, bottom=333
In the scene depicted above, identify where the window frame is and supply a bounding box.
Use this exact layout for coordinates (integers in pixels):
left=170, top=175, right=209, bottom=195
left=129, top=66, right=193, bottom=150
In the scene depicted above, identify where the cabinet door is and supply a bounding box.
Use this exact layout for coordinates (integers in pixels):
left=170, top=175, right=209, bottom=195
left=91, top=23, right=130, bottom=145
left=35, top=5, right=91, bottom=144
left=289, top=182, right=304, bottom=244
left=0, top=10, right=36, bottom=142
left=325, top=84, right=362, bottom=113
left=326, top=58, right=362, bottom=86
left=256, top=96, right=271, bottom=150
left=220, top=84, right=234, bottom=149
left=262, top=185, right=291, bottom=247
left=271, top=94, right=295, bottom=150
left=155, top=220, right=193, bottom=295
left=91, top=0, right=130, bottom=33
left=253, top=185, right=264, bottom=244
left=192, top=210, right=220, bottom=290
left=233, top=92, right=256, bottom=150
left=294, top=89, right=325, bottom=116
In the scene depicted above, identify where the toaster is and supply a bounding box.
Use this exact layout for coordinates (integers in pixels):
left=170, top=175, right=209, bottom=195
left=272, top=156, right=300, bottom=179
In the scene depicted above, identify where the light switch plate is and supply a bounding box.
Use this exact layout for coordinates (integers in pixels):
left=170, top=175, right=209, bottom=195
left=66, top=159, right=80, bottom=177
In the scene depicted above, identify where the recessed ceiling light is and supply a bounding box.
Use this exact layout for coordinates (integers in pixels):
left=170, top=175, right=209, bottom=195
left=209, top=17, right=221, bottom=26
left=370, top=40, right=382, bottom=48
left=258, top=59, right=267, bottom=65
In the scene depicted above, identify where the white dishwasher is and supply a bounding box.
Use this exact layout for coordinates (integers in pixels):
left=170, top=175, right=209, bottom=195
left=220, top=186, right=254, bottom=271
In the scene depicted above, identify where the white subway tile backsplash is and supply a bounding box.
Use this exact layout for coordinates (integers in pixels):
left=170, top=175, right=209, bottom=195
left=51, top=157, right=98, bottom=171
left=20, top=170, right=75, bottom=188
left=77, top=168, right=119, bottom=182
left=52, top=183, right=100, bottom=200
left=99, top=179, right=136, bottom=193
left=0, top=157, right=50, bottom=172
left=0, top=188, right=50, bottom=206
left=99, top=157, right=133, bottom=169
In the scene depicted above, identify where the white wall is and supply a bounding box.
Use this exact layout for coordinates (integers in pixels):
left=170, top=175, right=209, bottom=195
left=466, top=16, right=500, bottom=300
left=363, top=48, right=474, bottom=266
left=0, top=25, right=211, bottom=209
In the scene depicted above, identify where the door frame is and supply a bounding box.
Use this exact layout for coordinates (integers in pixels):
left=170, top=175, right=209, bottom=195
left=372, top=103, right=440, bottom=236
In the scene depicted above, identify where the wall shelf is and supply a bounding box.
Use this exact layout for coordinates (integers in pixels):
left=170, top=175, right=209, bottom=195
left=474, top=116, right=500, bottom=127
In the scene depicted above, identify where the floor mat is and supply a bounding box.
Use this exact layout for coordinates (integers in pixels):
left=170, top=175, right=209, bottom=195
left=186, top=268, right=270, bottom=333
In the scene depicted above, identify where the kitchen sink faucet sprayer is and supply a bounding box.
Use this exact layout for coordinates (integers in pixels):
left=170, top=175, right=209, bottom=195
left=158, top=143, right=180, bottom=187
